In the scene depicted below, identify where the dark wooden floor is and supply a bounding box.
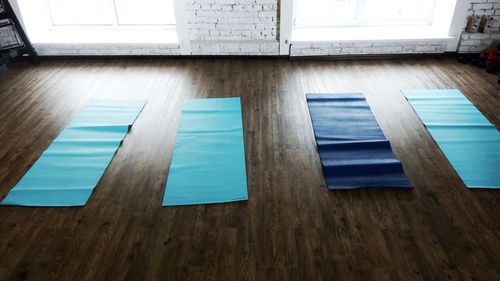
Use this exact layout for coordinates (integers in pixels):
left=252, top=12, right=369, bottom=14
left=0, top=57, right=499, bottom=281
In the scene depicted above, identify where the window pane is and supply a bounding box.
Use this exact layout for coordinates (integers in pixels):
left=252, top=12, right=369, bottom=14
left=365, top=0, right=435, bottom=22
left=114, top=0, right=175, bottom=25
left=47, top=0, right=115, bottom=25
left=295, top=0, right=358, bottom=27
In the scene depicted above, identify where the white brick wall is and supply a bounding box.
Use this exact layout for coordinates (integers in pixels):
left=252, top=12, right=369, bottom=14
left=187, top=0, right=277, bottom=40
left=186, top=0, right=279, bottom=55
left=34, top=44, right=181, bottom=56
left=190, top=40, right=278, bottom=55
left=458, top=0, right=500, bottom=53
left=290, top=41, right=448, bottom=57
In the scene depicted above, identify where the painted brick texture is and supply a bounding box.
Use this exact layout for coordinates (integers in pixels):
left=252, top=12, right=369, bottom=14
left=290, top=41, right=448, bottom=57
left=34, top=44, right=181, bottom=56
left=187, top=0, right=277, bottom=41
left=187, top=0, right=279, bottom=55
left=458, top=0, right=500, bottom=53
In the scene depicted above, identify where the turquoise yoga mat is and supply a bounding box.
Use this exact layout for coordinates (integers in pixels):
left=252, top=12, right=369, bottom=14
left=402, top=89, right=500, bottom=188
left=1, top=100, right=146, bottom=206
left=162, top=97, right=248, bottom=206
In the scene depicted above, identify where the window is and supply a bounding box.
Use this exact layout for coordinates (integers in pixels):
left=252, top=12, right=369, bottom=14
left=15, top=0, right=178, bottom=44
left=294, top=0, right=437, bottom=28
left=45, top=0, right=175, bottom=26
left=281, top=0, right=465, bottom=53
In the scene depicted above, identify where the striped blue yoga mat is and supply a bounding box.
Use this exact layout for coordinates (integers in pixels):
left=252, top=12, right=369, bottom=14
left=306, top=93, right=412, bottom=189
left=1, top=100, right=146, bottom=206
left=403, top=89, right=500, bottom=188
left=162, top=97, right=248, bottom=206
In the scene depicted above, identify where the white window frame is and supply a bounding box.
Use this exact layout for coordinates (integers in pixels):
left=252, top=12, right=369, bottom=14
left=280, top=0, right=471, bottom=55
left=293, top=0, right=438, bottom=29
left=279, top=0, right=294, bottom=55
left=11, top=0, right=191, bottom=54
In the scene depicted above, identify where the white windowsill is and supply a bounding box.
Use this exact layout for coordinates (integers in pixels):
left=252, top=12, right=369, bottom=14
left=291, top=26, right=453, bottom=43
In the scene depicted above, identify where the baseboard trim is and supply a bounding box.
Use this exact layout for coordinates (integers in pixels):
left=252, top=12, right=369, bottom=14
left=289, top=52, right=458, bottom=61
left=36, top=54, right=290, bottom=60
left=19, top=52, right=460, bottom=61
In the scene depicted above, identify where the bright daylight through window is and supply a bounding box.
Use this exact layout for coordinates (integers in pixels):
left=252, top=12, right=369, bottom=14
left=292, top=0, right=458, bottom=41
left=294, top=0, right=437, bottom=27
left=15, top=0, right=177, bottom=44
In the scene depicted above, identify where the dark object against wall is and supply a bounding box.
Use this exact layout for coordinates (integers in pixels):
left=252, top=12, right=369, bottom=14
left=0, top=0, right=38, bottom=66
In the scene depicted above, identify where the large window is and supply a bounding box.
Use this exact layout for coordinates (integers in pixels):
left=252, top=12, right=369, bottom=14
left=288, top=0, right=460, bottom=43
left=15, top=0, right=178, bottom=44
left=294, top=0, right=437, bottom=28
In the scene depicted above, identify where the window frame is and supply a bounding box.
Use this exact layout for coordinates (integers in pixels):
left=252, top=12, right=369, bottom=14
left=12, top=0, right=191, bottom=53
left=279, top=0, right=470, bottom=55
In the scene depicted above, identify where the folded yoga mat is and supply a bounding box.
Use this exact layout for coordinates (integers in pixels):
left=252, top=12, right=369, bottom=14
left=162, top=97, right=248, bottom=206
left=306, top=93, right=412, bottom=189
left=1, top=100, right=146, bottom=206
left=402, top=89, right=500, bottom=188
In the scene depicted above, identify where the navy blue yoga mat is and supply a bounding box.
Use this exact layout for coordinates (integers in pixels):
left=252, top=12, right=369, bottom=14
left=306, top=93, right=412, bottom=189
